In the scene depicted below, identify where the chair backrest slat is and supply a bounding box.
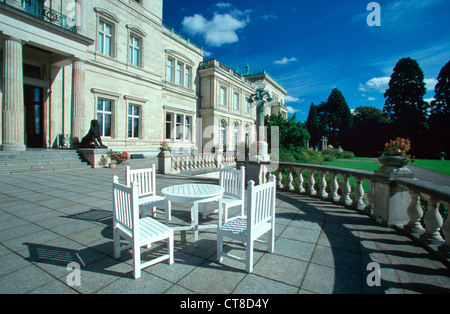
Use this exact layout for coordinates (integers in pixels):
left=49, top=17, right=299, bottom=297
left=113, top=176, right=139, bottom=233
left=247, top=176, right=276, bottom=228
left=219, top=166, right=245, bottom=199
left=126, top=165, right=156, bottom=197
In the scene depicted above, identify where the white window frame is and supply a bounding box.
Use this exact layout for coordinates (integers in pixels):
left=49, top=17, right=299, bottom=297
left=129, top=34, right=141, bottom=67
left=128, top=104, right=141, bottom=139
left=166, top=57, right=174, bottom=82
left=234, top=92, right=240, bottom=110
left=219, top=120, right=227, bottom=150
left=220, top=87, right=227, bottom=106
left=165, top=112, right=193, bottom=142
left=185, top=66, right=192, bottom=88
left=98, top=19, right=113, bottom=57
left=97, top=98, right=113, bottom=137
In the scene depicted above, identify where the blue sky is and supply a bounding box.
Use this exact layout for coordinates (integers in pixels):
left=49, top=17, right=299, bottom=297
left=162, top=0, right=450, bottom=122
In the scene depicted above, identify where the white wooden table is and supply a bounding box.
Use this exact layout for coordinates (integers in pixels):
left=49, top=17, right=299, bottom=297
left=162, top=184, right=224, bottom=247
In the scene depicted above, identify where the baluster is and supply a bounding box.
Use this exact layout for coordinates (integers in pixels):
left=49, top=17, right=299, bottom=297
left=330, top=173, right=340, bottom=202
left=319, top=171, right=328, bottom=199
left=276, top=171, right=284, bottom=189
left=286, top=170, right=294, bottom=191
left=354, top=177, right=365, bottom=210
left=420, top=196, right=445, bottom=246
left=342, top=175, right=352, bottom=206
left=296, top=168, right=305, bottom=193
left=404, top=191, right=426, bottom=237
left=440, top=201, right=450, bottom=254
left=308, top=170, right=316, bottom=196
left=365, top=179, right=374, bottom=214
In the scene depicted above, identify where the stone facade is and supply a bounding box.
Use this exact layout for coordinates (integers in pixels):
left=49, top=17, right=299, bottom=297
left=0, top=0, right=287, bottom=157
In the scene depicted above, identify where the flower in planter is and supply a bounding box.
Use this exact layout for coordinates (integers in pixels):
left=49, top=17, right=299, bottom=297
left=108, top=151, right=130, bottom=164
left=383, top=137, right=412, bottom=160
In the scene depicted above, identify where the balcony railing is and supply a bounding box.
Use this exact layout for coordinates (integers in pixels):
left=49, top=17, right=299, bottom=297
left=1, top=0, right=76, bottom=32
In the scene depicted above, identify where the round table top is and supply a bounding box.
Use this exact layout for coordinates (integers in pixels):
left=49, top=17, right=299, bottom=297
left=162, top=184, right=225, bottom=203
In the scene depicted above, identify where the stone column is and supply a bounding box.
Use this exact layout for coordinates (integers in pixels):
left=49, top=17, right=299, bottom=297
left=71, top=58, right=86, bottom=147
left=75, top=0, right=87, bottom=37
left=2, top=37, right=25, bottom=151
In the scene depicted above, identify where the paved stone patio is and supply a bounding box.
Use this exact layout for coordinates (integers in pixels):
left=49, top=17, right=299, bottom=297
left=0, top=160, right=449, bottom=294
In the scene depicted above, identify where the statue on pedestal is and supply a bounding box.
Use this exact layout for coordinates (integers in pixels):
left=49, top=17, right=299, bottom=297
left=79, top=119, right=108, bottom=149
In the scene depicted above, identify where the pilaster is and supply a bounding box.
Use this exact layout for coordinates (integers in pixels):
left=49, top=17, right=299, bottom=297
left=2, top=37, right=25, bottom=151
left=71, top=58, right=86, bottom=147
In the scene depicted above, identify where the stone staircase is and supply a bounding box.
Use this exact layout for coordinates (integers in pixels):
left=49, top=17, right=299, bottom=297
left=0, top=149, right=91, bottom=175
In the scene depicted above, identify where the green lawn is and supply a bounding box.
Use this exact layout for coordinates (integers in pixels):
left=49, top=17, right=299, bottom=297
left=411, top=159, right=450, bottom=175
left=324, top=159, right=381, bottom=172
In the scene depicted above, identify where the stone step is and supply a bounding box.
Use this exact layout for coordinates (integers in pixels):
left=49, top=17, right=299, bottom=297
left=0, top=149, right=91, bottom=175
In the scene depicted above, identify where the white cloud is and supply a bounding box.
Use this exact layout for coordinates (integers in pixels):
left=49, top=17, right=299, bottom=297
left=182, top=13, right=246, bottom=47
left=286, top=106, right=299, bottom=114
left=274, top=57, right=298, bottom=65
left=359, top=77, right=390, bottom=93
left=360, top=77, right=438, bottom=94
left=285, top=95, right=304, bottom=103
left=215, top=2, right=232, bottom=9
left=425, top=78, right=438, bottom=91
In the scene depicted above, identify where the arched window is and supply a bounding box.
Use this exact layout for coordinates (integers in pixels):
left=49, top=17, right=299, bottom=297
left=232, top=123, right=239, bottom=151
left=219, top=120, right=227, bottom=151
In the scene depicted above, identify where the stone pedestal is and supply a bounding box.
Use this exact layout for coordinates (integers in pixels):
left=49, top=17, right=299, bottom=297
left=236, top=159, right=272, bottom=186
left=78, top=148, right=111, bottom=168
left=372, top=156, right=414, bottom=226
left=157, top=148, right=172, bottom=174
left=2, top=37, right=25, bottom=151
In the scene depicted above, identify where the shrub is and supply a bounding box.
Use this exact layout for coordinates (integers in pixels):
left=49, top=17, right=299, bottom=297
left=343, top=151, right=355, bottom=159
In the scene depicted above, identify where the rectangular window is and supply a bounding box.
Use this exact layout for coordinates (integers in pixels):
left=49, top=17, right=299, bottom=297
left=185, top=66, right=192, bottom=88
left=245, top=100, right=250, bottom=113
left=129, top=35, right=141, bottom=67
left=165, top=113, right=173, bottom=140
left=185, top=116, right=192, bottom=141
left=128, top=104, right=140, bottom=138
left=166, top=58, right=174, bottom=82
left=99, top=20, right=112, bottom=56
left=165, top=112, right=193, bottom=141
left=220, top=87, right=227, bottom=106
left=176, top=61, right=183, bottom=85
left=176, top=114, right=183, bottom=140
left=97, top=99, right=112, bottom=137
left=234, top=93, right=239, bottom=110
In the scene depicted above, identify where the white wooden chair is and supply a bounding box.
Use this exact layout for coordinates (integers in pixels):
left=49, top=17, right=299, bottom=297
left=112, top=176, right=174, bottom=279
left=126, top=165, right=171, bottom=223
left=203, top=166, right=245, bottom=223
left=216, top=175, right=276, bottom=273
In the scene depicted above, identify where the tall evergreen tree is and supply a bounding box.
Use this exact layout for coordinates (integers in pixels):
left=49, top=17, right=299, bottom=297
left=383, top=58, right=429, bottom=153
left=305, top=103, right=320, bottom=149
left=323, top=88, right=353, bottom=147
left=430, top=59, right=450, bottom=115
left=428, top=59, right=450, bottom=157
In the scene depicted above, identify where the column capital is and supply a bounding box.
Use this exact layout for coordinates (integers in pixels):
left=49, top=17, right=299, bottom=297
left=2, top=36, right=25, bottom=45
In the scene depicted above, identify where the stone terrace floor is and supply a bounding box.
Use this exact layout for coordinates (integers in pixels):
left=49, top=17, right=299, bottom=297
left=0, top=159, right=449, bottom=295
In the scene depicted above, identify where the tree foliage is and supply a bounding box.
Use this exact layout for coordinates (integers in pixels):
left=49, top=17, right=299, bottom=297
left=383, top=58, right=429, bottom=134
left=305, top=103, right=320, bottom=148
left=316, top=88, right=353, bottom=147
left=428, top=59, right=450, bottom=158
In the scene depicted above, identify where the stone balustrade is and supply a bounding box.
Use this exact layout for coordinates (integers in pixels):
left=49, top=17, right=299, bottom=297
left=158, top=150, right=236, bottom=174
left=272, top=162, right=449, bottom=259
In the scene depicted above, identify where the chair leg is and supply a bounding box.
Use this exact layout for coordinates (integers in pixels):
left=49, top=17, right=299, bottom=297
left=168, top=231, right=174, bottom=265
left=167, top=201, right=172, bottom=221
left=224, top=205, right=229, bottom=223
left=217, top=232, right=223, bottom=262
left=246, top=240, right=254, bottom=273
left=113, top=229, right=121, bottom=259
left=152, top=206, right=157, bottom=217
left=269, top=228, right=275, bottom=253
left=132, top=243, right=141, bottom=279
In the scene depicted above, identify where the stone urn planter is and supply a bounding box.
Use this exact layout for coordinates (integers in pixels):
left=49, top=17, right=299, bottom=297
left=376, top=154, right=413, bottom=178
left=378, top=155, right=409, bottom=167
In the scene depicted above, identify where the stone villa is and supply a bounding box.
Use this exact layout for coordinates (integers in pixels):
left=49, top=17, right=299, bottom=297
left=0, top=0, right=287, bottom=157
